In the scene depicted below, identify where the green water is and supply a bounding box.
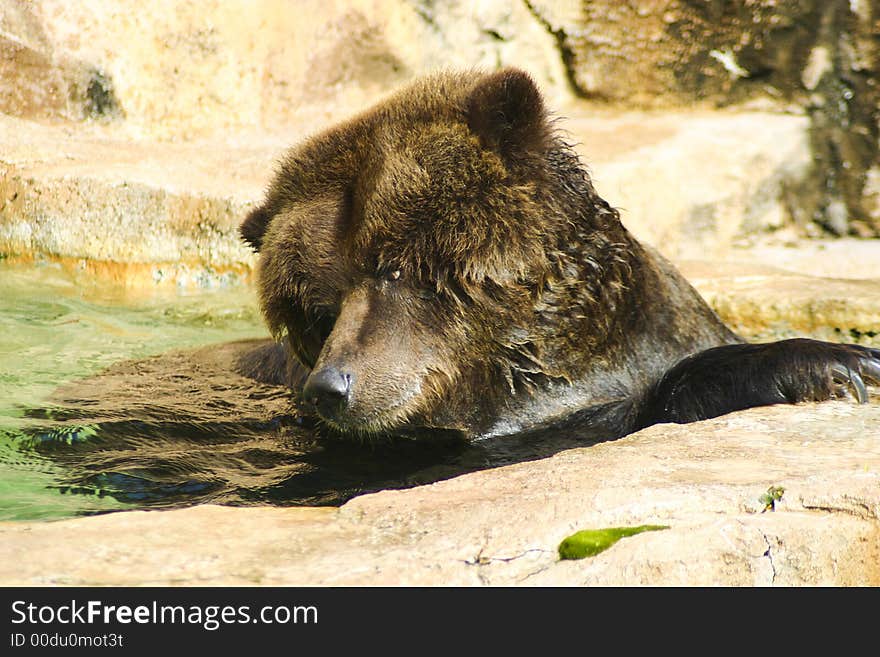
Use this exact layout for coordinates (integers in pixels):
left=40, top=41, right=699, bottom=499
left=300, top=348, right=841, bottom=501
left=0, top=261, right=267, bottom=521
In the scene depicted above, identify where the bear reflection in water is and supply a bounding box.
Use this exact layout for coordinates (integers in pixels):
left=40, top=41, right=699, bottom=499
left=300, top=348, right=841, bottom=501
left=34, top=69, right=880, bottom=510
left=30, top=339, right=604, bottom=509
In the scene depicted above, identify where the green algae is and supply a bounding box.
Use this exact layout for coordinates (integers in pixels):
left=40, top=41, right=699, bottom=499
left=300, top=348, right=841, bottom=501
left=558, top=524, right=670, bottom=560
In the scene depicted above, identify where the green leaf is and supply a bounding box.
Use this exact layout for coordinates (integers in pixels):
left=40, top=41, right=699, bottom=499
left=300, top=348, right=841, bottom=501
left=558, top=524, right=670, bottom=560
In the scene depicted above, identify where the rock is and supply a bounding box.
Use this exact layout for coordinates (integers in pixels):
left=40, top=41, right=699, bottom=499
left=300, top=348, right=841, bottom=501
left=0, top=2, right=121, bottom=122
left=572, top=110, right=811, bottom=261
left=0, top=0, right=572, bottom=140
left=726, top=237, right=880, bottom=281
left=1, top=402, right=878, bottom=586
left=524, top=1, right=880, bottom=236
left=0, top=113, right=268, bottom=282
left=680, top=259, right=880, bottom=344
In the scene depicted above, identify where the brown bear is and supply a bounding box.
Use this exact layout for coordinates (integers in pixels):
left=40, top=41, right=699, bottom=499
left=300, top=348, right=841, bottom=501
left=240, top=68, right=880, bottom=441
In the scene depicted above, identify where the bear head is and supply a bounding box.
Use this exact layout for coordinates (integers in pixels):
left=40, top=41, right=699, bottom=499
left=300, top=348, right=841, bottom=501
left=241, top=69, right=633, bottom=438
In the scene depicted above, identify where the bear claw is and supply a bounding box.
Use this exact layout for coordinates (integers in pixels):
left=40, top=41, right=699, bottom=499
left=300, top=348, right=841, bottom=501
left=859, top=354, right=880, bottom=384
left=831, top=364, right=869, bottom=403
left=831, top=349, right=880, bottom=404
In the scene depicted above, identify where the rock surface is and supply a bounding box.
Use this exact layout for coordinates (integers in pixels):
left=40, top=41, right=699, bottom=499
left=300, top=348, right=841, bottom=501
left=569, top=110, right=811, bottom=260
left=529, top=0, right=880, bottom=236
left=0, top=113, right=265, bottom=283
left=1, top=402, right=878, bottom=586
left=0, top=0, right=571, bottom=138
left=681, top=259, right=880, bottom=344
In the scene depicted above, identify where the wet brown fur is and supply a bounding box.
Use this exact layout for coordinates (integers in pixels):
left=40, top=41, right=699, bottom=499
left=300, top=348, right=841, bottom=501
left=240, top=68, right=750, bottom=439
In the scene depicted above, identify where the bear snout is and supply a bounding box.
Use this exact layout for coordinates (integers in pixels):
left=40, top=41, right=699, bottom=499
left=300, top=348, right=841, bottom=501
left=302, top=366, right=353, bottom=422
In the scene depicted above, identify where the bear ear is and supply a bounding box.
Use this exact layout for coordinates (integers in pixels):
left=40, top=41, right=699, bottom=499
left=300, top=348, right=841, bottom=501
left=240, top=204, right=274, bottom=251
left=465, top=68, right=549, bottom=160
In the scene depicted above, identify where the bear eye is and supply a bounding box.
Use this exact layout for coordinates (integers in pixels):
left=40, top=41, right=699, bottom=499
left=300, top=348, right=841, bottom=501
left=386, top=269, right=401, bottom=282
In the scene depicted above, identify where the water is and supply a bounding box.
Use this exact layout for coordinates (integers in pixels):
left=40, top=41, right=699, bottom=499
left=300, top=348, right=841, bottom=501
left=1, top=261, right=590, bottom=522
left=0, top=261, right=269, bottom=520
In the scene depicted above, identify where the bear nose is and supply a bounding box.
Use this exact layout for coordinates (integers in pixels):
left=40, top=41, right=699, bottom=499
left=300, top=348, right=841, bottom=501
left=303, top=366, right=352, bottom=419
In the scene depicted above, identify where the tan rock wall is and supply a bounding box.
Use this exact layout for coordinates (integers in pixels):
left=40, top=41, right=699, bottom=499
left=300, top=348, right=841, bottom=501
left=529, top=0, right=880, bottom=235
left=2, top=0, right=571, bottom=138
